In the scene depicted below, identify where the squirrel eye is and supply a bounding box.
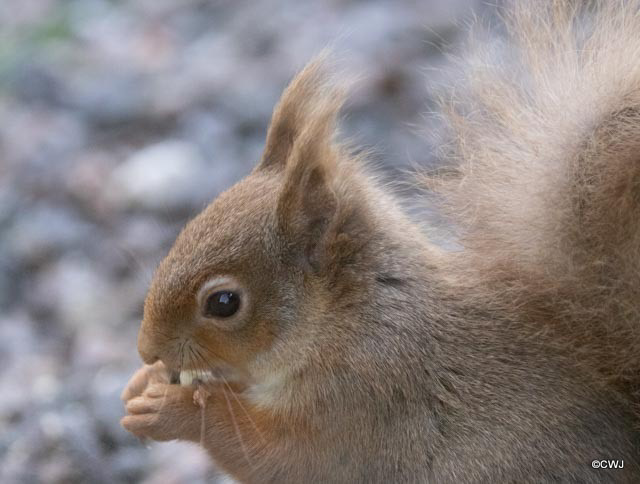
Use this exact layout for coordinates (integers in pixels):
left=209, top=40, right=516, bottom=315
left=204, top=290, right=240, bottom=318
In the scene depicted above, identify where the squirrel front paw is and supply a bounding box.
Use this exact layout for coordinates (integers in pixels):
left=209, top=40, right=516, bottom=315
left=121, top=382, right=203, bottom=442
left=120, top=361, right=170, bottom=402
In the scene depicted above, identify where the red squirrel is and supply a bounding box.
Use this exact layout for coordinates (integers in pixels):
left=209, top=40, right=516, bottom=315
left=122, top=2, right=640, bottom=482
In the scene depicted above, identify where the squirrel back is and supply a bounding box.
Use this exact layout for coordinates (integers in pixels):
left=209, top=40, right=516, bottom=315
left=430, top=0, right=640, bottom=400
left=121, top=1, right=640, bottom=482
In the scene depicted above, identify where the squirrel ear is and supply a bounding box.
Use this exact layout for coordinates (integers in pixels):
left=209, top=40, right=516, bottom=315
left=256, top=53, right=344, bottom=171
left=275, top=100, right=341, bottom=271
left=260, top=53, right=355, bottom=271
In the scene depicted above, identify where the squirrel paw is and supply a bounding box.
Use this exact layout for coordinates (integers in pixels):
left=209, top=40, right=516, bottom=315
left=121, top=382, right=202, bottom=442
left=120, top=361, right=169, bottom=402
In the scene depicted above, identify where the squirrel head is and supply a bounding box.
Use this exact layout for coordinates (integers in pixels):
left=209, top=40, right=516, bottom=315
left=137, top=57, right=417, bottom=389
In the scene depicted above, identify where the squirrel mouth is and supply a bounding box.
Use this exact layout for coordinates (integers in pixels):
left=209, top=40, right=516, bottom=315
left=169, top=367, right=238, bottom=386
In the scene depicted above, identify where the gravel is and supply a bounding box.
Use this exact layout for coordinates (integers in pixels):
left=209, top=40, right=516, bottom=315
left=0, top=0, right=487, bottom=482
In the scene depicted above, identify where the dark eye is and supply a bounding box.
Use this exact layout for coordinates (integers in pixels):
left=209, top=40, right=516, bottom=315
left=204, top=290, right=240, bottom=318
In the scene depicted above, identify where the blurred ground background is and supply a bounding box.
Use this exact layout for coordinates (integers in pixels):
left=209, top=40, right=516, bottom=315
left=0, top=0, right=488, bottom=482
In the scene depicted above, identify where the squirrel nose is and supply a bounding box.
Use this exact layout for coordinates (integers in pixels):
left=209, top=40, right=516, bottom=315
left=137, top=323, right=160, bottom=364
left=138, top=341, right=159, bottom=364
left=140, top=351, right=159, bottom=365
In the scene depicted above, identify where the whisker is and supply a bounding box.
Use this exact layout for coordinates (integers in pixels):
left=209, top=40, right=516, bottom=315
left=188, top=345, right=265, bottom=458
left=220, top=374, right=267, bottom=445
left=190, top=345, right=266, bottom=444
left=188, top=345, right=206, bottom=382
left=193, top=345, right=224, bottom=382
left=200, top=403, right=207, bottom=447
left=178, top=340, right=188, bottom=371
left=196, top=344, right=224, bottom=364
left=222, top=385, right=255, bottom=470
left=191, top=346, right=212, bottom=378
left=181, top=344, right=211, bottom=446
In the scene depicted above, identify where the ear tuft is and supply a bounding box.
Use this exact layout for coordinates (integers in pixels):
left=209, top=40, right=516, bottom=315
left=275, top=103, right=341, bottom=270
left=260, top=53, right=354, bottom=271
left=256, top=52, right=347, bottom=171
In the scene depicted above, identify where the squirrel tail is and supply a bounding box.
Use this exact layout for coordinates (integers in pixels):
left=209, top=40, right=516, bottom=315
left=430, top=0, right=640, bottom=400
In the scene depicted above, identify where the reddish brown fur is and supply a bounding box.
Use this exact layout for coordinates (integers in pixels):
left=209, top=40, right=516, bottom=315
left=429, top=0, right=640, bottom=398
left=122, top=3, right=640, bottom=482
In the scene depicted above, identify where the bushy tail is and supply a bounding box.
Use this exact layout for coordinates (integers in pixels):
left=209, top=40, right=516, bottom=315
left=432, top=1, right=640, bottom=399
